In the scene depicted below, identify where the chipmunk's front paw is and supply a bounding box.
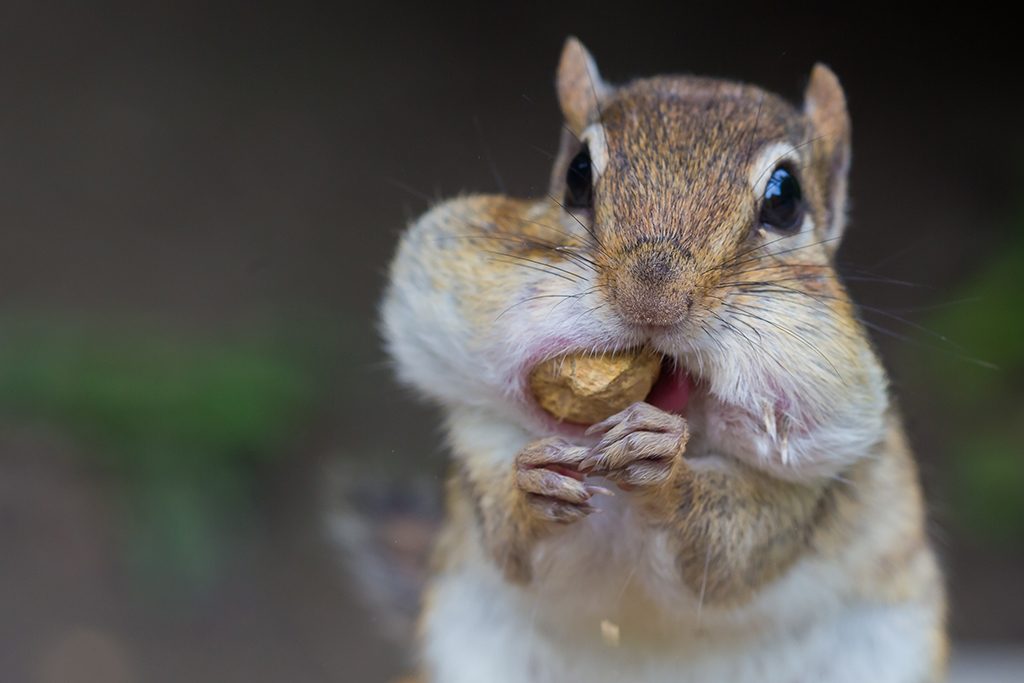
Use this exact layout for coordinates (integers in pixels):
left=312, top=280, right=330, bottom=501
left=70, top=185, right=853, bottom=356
left=515, top=437, right=610, bottom=524
left=580, top=402, right=689, bottom=490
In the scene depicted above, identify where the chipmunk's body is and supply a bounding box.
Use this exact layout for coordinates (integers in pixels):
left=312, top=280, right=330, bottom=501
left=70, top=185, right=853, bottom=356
left=382, top=39, right=946, bottom=682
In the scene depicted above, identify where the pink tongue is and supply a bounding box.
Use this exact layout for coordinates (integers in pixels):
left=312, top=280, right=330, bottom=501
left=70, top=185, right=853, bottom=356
left=645, top=365, right=692, bottom=415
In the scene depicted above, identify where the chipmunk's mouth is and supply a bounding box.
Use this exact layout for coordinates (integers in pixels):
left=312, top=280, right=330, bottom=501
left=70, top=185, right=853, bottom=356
left=526, top=350, right=694, bottom=437
left=645, top=359, right=693, bottom=416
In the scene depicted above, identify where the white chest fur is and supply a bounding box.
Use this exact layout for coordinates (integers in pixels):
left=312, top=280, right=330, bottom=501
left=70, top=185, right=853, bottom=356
left=420, top=498, right=937, bottom=683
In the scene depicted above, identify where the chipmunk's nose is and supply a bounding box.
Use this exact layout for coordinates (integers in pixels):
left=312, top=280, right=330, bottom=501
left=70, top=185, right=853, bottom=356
left=608, top=241, right=695, bottom=327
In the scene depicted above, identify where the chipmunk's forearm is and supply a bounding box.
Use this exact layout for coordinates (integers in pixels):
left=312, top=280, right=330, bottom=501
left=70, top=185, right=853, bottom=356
left=665, top=460, right=834, bottom=606
left=452, top=434, right=599, bottom=584
left=453, top=456, right=538, bottom=583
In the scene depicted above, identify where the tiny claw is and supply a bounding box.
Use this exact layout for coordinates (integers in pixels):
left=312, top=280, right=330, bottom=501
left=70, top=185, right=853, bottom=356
left=585, top=485, right=615, bottom=497
left=547, top=464, right=586, bottom=481
left=584, top=413, right=621, bottom=436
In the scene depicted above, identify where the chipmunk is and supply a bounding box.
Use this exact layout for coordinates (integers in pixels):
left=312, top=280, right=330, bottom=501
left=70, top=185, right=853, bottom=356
left=380, top=37, right=947, bottom=683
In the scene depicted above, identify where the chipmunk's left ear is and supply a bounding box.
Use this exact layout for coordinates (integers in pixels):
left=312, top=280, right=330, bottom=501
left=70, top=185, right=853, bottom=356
left=556, top=37, right=609, bottom=134
left=804, top=64, right=851, bottom=248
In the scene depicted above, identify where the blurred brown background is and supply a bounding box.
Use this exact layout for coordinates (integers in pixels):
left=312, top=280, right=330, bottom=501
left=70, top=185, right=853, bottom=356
left=0, top=2, right=1021, bottom=682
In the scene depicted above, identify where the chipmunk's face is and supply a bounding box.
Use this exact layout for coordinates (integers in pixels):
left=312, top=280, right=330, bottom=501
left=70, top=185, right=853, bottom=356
left=552, top=44, right=851, bottom=335
left=563, top=84, right=816, bottom=328
left=528, top=39, right=877, bottom=475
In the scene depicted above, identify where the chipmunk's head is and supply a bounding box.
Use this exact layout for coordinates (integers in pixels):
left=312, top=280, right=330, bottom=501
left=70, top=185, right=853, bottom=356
left=539, top=38, right=884, bottom=477
left=383, top=38, right=887, bottom=479
left=551, top=37, right=851, bottom=331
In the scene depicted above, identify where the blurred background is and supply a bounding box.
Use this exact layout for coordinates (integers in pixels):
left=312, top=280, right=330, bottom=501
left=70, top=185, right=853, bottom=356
left=0, top=2, right=1021, bottom=681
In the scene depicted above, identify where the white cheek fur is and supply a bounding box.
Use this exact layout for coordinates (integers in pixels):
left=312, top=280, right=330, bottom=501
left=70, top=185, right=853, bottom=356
left=382, top=199, right=641, bottom=436
left=385, top=182, right=885, bottom=481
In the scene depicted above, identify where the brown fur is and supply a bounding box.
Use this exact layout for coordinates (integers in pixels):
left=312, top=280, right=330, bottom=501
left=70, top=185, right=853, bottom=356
left=383, top=37, right=947, bottom=682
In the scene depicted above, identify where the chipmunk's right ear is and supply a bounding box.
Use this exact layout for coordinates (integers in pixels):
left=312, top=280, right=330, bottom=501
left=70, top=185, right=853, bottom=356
left=556, top=37, right=609, bottom=134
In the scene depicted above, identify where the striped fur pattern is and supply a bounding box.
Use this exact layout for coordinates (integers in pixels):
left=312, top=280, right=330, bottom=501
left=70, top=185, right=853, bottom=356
left=381, top=37, right=946, bottom=683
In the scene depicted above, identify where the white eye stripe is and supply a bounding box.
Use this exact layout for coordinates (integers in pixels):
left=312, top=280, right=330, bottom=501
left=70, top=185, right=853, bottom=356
left=580, top=123, right=609, bottom=178
left=750, top=141, right=802, bottom=198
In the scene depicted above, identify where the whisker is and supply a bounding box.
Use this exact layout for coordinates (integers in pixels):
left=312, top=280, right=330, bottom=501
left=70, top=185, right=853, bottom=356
left=484, top=253, right=582, bottom=283
left=495, top=288, right=597, bottom=321
left=696, top=543, right=712, bottom=623
left=724, top=262, right=836, bottom=277
left=546, top=193, right=609, bottom=258
left=719, top=232, right=797, bottom=268
left=728, top=283, right=997, bottom=370
left=721, top=301, right=845, bottom=382
left=530, top=144, right=556, bottom=160
left=885, top=297, right=982, bottom=314
left=473, top=115, right=506, bottom=193
left=840, top=273, right=932, bottom=289
left=733, top=286, right=843, bottom=321
left=699, top=321, right=729, bottom=357
left=447, top=233, right=599, bottom=272
left=857, top=318, right=998, bottom=370
left=569, top=301, right=608, bottom=327
left=751, top=135, right=829, bottom=187
left=707, top=310, right=788, bottom=375
left=725, top=237, right=843, bottom=273
left=383, top=176, right=436, bottom=204
left=743, top=93, right=767, bottom=163
left=482, top=250, right=585, bottom=281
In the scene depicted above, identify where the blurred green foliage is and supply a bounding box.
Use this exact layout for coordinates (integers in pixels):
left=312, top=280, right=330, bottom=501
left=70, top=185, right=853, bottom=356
left=913, top=218, right=1024, bottom=545
left=0, top=331, right=313, bottom=453
left=0, top=321, right=327, bottom=588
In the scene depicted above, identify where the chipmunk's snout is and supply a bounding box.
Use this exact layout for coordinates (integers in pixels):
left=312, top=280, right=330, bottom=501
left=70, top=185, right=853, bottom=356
left=607, top=241, right=696, bottom=327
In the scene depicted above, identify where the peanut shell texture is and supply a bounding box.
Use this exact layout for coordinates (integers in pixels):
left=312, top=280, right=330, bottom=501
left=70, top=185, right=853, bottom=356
left=529, top=348, right=661, bottom=424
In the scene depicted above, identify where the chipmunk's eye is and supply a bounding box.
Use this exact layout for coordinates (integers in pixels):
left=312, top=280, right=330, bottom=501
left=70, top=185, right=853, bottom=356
left=565, top=146, right=593, bottom=209
left=760, top=166, right=803, bottom=232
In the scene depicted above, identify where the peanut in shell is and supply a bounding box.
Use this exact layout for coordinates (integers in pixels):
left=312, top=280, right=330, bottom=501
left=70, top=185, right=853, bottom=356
left=529, top=348, right=661, bottom=424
